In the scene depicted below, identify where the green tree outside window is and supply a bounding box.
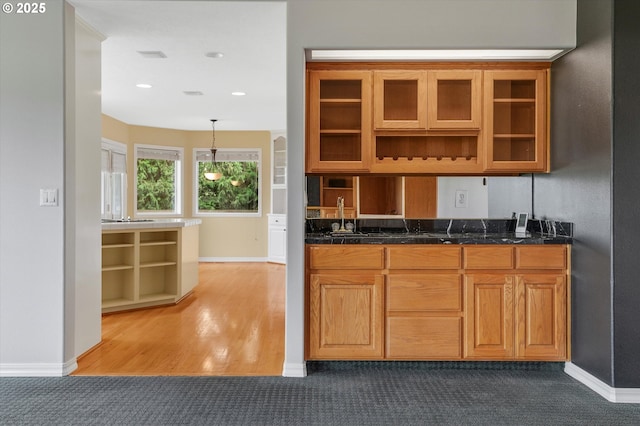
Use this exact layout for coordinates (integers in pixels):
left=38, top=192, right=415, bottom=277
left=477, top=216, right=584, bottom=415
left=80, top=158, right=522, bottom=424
left=197, top=161, right=259, bottom=212
left=137, top=158, right=176, bottom=211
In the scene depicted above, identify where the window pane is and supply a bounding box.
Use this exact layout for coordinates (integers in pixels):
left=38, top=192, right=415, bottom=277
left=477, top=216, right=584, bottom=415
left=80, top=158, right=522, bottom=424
left=197, top=161, right=259, bottom=213
left=111, top=173, right=125, bottom=218
left=137, top=158, right=176, bottom=211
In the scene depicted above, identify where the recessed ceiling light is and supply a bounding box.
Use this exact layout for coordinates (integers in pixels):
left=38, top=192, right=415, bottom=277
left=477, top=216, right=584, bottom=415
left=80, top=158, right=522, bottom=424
left=205, top=51, right=224, bottom=58
left=137, top=51, right=167, bottom=59
left=231, top=92, right=246, bottom=96
left=136, top=83, right=152, bottom=89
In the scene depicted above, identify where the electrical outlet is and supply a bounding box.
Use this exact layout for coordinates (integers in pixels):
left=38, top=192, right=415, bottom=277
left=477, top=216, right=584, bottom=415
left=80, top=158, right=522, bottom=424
left=455, top=190, right=468, bottom=208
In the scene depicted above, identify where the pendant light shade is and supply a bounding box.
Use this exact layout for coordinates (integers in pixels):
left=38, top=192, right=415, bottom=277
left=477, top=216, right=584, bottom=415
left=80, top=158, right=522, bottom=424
left=204, top=119, right=221, bottom=180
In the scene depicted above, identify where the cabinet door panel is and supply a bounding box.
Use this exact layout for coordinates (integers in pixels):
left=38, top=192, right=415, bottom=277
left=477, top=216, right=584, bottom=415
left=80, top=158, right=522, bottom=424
left=427, top=70, right=482, bottom=129
left=515, top=274, right=567, bottom=360
left=309, top=274, right=384, bottom=359
left=374, top=70, right=427, bottom=129
left=464, top=274, right=514, bottom=359
left=387, top=317, right=461, bottom=359
left=483, top=70, right=547, bottom=172
left=307, top=70, right=372, bottom=172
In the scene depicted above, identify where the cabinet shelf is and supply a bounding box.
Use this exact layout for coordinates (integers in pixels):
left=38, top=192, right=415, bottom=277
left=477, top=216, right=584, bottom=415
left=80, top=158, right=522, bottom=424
left=493, top=134, right=536, bottom=139
left=494, top=98, right=535, bottom=103
left=102, top=243, right=134, bottom=249
left=102, top=298, right=135, bottom=308
left=140, top=261, right=177, bottom=268
left=140, top=241, right=176, bottom=247
left=319, top=129, right=362, bottom=134
left=138, top=293, right=177, bottom=303
left=102, top=264, right=134, bottom=272
left=320, top=99, right=362, bottom=104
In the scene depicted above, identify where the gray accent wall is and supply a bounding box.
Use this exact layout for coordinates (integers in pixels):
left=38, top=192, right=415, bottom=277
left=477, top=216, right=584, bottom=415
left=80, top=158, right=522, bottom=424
left=536, top=0, right=640, bottom=387
left=611, top=0, right=640, bottom=388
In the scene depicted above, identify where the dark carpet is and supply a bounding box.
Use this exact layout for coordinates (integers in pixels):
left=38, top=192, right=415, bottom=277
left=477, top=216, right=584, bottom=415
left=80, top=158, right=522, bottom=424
left=1, top=362, right=639, bottom=425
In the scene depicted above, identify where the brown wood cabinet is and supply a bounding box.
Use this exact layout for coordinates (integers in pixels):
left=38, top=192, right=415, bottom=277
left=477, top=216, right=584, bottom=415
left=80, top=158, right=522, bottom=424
left=386, top=246, right=463, bottom=359
left=306, top=63, right=550, bottom=175
left=306, top=244, right=570, bottom=362
left=307, top=70, right=372, bottom=173
left=373, top=70, right=481, bottom=130
left=463, top=246, right=568, bottom=360
left=307, top=246, right=384, bottom=359
left=483, top=70, right=548, bottom=172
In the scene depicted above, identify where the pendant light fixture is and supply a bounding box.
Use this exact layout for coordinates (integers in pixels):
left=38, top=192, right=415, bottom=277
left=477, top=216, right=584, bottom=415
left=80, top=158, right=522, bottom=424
left=204, top=119, right=222, bottom=181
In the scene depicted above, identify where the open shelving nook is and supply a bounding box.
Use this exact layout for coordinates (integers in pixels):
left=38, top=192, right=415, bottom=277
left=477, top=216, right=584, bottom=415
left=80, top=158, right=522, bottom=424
left=101, top=229, right=181, bottom=312
left=371, top=132, right=482, bottom=174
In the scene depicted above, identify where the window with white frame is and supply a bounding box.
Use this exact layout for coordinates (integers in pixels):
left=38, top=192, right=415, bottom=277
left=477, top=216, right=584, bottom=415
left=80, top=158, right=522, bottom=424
left=101, top=139, right=127, bottom=220
left=135, top=144, right=183, bottom=216
left=194, top=148, right=261, bottom=216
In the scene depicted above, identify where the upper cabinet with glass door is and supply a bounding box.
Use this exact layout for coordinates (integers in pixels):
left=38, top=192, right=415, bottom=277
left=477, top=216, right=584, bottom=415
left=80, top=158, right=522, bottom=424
left=484, top=70, right=548, bottom=172
left=373, top=70, right=481, bottom=130
left=307, top=70, right=372, bottom=173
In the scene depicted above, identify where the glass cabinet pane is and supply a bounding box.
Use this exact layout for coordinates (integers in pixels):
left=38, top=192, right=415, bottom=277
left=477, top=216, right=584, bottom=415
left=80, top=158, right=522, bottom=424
left=436, top=80, right=472, bottom=121
left=383, top=80, right=418, bottom=121
left=484, top=70, right=546, bottom=172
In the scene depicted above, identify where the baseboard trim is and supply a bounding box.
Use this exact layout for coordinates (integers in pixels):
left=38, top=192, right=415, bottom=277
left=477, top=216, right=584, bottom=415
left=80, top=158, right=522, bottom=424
left=282, top=361, right=307, bottom=377
left=0, top=358, right=78, bottom=377
left=199, top=257, right=269, bottom=263
left=564, top=362, right=640, bottom=403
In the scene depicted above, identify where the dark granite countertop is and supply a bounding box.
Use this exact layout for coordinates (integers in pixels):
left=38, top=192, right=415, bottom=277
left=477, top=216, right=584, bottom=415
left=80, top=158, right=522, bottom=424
left=305, top=218, right=573, bottom=245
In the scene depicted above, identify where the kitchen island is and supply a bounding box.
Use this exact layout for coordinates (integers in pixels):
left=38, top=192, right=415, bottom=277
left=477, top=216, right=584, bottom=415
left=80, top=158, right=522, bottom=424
left=305, top=218, right=572, bottom=362
left=101, top=219, right=201, bottom=313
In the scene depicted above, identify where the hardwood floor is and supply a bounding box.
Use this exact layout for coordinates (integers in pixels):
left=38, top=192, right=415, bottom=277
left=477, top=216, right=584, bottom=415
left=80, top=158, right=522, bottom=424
left=73, top=262, right=285, bottom=376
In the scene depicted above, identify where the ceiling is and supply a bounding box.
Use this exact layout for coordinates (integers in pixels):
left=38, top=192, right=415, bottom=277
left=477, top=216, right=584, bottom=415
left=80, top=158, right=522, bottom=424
left=70, top=0, right=286, bottom=131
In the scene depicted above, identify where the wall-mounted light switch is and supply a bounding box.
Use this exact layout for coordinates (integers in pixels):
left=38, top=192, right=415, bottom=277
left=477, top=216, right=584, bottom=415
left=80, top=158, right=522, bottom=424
left=455, top=190, right=468, bottom=208
left=40, top=188, right=58, bottom=207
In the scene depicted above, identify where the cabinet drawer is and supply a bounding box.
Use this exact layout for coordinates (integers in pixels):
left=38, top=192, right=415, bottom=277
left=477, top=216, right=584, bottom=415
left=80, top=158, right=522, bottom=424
left=516, top=246, right=567, bottom=269
left=308, top=246, right=385, bottom=269
left=387, top=274, right=462, bottom=312
left=387, top=246, right=461, bottom=269
left=463, top=246, right=513, bottom=269
left=386, top=317, right=462, bottom=358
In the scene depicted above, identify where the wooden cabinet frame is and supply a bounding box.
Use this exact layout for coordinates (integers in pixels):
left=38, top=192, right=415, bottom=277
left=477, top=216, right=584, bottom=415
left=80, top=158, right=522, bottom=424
left=483, top=69, right=548, bottom=172
left=306, top=62, right=550, bottom=175
left=307, top=70, right=372, bottom=172
left=306, top=244, right=570, bottom=361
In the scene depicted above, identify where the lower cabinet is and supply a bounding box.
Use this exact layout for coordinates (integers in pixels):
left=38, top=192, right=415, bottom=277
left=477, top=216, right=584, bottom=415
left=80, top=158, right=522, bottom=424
left=309, top=273, right=384, bottom=359
left=386, top=273, right=463, bottom=359
left=464, top=273, right=567, bottom=360
left=267, top=214, right=286, bottom=264
left=306, top=244, right=570, bottom=361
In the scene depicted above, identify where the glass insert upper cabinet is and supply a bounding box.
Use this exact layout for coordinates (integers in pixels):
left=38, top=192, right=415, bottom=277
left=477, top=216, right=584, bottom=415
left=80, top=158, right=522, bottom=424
left=373, top=70, right=481, bottom=130
left=427, top=70, right=482, bottom=129
left=307, top=70, right=372, bottom=172
left=484, top=70, right=548, bottom=172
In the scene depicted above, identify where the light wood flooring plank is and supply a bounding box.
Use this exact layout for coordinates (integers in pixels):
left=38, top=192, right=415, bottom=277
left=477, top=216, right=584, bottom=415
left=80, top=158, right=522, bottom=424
left=73, top=262, right=285, bottom=376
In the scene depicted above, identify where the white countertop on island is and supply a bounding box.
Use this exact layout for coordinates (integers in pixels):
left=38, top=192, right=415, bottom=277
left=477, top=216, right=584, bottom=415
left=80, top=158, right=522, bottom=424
left=101, top=218, right=202, bottom=231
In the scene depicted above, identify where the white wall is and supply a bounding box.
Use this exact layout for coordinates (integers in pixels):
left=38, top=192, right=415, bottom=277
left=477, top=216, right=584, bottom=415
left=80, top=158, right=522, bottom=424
left=0, top=2, right=71, bottom=375
left=0, top=1, right=100, bottom=376
left=437, top=177, right=488, bottom=218
left=71, top=18, right=103, bottom=357
left=285, top=0, right=577, bottom=376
